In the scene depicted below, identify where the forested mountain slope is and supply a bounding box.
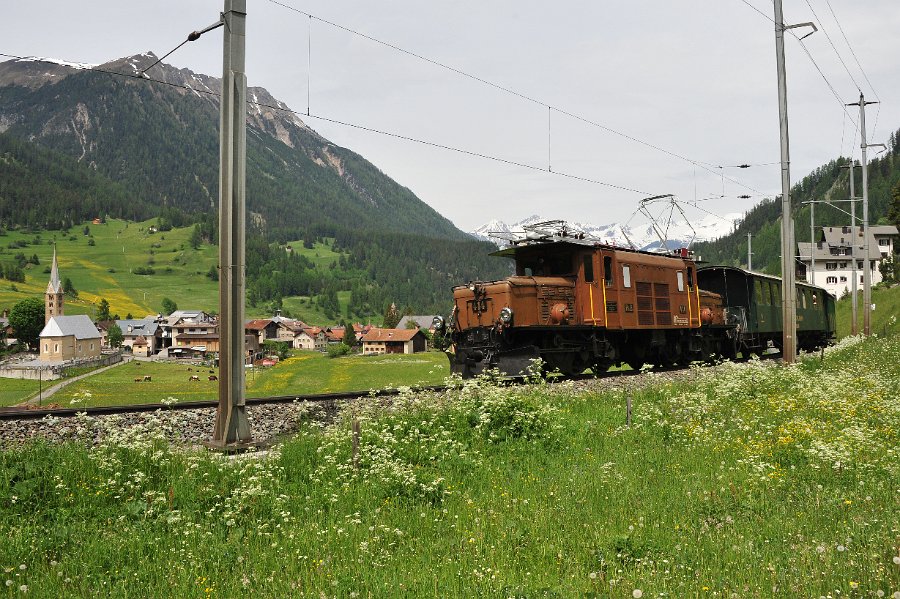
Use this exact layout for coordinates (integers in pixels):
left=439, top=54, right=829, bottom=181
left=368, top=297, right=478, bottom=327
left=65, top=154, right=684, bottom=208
left=694, top=129, right=900, bottom=274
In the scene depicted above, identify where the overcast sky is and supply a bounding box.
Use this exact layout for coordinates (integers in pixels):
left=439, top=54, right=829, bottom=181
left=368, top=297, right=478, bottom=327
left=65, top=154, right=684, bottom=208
left=4, top=0, right=899, bottom=231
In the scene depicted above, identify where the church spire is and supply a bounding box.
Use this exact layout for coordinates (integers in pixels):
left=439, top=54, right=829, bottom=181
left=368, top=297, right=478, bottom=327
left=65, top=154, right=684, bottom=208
left=45, top=245, right=64, bottom=324
left=47, top=246, right=62, bottom=294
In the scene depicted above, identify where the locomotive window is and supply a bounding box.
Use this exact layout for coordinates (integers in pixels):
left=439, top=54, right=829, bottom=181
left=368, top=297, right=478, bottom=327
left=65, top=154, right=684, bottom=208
left=755, top=280, right=765, bottom=305
left=677, top=271, right=685, bottom=292
left=768, top=281, right=777, bottom=306
left=604, top=256, right=613, bottom=286
left=812, top=291, right=818, bottom=306
left=583, top=255, right=594, bottom=282
left=687, top=267, right=694, bottom=288
left=622, top=264, right=631, bottom=288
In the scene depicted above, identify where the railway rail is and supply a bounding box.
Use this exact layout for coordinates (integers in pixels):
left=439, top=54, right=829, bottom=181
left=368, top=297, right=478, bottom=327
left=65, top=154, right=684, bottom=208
left=0, top=368, right=648, bottom=422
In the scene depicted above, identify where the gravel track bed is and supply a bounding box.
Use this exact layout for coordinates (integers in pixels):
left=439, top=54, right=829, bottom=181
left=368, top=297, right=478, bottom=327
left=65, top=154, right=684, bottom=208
left=0, top=363, right=736, bottom=449
left=0, top=401, right=330, bottom=449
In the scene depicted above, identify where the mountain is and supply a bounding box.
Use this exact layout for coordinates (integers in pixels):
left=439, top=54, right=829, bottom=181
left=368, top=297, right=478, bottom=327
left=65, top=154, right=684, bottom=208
left=0, top=53, right=466, bottom=239
left=0, top=54, right=510, bottom=316
left=470, top=212, right=742, bottom=251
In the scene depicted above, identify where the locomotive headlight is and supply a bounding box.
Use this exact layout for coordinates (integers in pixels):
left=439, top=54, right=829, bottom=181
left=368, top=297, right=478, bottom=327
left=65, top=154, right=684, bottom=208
left=432, top=315, right=445, bottom=330
left=468, top=283, right=477, bottom=292
left=499, top=306, right=513, bottom=324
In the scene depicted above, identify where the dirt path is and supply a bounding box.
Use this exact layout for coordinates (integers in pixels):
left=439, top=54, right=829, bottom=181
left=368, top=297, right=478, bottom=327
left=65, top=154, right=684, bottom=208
left=17, top=357, right=132, bottom=407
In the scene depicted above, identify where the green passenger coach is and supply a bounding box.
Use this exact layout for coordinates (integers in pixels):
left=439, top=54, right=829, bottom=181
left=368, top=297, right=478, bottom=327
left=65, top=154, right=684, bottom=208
left=697, top=266, right=835, bottom=355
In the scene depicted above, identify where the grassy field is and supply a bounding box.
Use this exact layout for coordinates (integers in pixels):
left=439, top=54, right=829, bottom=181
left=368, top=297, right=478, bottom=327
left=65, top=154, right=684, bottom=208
left=48, top=351, right=448, bottom=408
left=247, top=351, right=448, bottom=397
left=834, top=283, right=900, bottom=338
left=0, top=221, right=355, bottom=324
left=0, top=378, right=39, bottom=407
left=0, top=219, right=217, bottom=318
left=0, top=335, right=897, bottom=596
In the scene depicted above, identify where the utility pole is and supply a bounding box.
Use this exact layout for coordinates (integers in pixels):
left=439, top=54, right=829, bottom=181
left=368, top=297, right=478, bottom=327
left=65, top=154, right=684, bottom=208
left=772, top=4, right=816, bottom=362
left=747, top=233, right=753, bottom=271
left=211, top=0, right=253, bottom=447
left=808, top=200, right=815, bottom=285
left=840, top=160, right=858, bottom=335
left=858, top=93, right=872, bottom=337
left=848, top=93, right=883, bottom=337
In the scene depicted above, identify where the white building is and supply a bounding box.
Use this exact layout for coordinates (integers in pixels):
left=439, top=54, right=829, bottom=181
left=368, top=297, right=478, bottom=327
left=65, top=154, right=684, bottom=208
left=797, top=225, right=898, bottom=298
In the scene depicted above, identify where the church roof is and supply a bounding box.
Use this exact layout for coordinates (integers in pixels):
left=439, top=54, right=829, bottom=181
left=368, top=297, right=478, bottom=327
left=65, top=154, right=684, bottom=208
left=46, top=247, right=62, bottom=294
left=39, top=315, right=101, bottom=340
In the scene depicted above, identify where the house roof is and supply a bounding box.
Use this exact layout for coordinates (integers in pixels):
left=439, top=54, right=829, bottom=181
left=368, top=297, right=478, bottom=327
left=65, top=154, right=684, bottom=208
left=396, top=315, right=439, bottom=330
left=132, top=336, right=148, bottom=346
left=245, top=319, right=274, bottom=330
left=94, top=320, right=116, bottom=332
left=166, top=310, right=210, bottom=327
left=361, top=328, right=422, bottom=343
left=117, top=318, right=159, bottom=337
left=172, top=322, right=216, bottom=330
left=870, top=225, right=899, bottom=237
left=168, top=310, right=207, bottom=320
left=40, top=315, right=101, bottom=340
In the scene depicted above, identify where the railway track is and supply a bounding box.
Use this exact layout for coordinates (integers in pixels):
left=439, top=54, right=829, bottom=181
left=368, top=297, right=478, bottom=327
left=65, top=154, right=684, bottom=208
left=0, top=369, right=631, bottom=422
left=0, top=384, right=450, bottom=421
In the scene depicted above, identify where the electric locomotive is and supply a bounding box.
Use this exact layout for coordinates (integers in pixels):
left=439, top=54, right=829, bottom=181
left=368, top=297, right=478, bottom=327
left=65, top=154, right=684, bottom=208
left=435, top=225, right=834, bottom=377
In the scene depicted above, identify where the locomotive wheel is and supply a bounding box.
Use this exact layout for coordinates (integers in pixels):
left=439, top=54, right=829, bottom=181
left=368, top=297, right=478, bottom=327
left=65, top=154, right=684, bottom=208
left=591, top=360, right=613, bottom=375
left=623, top=345, right=647, bottom=371
left=543, top=352, right=576, bottom=376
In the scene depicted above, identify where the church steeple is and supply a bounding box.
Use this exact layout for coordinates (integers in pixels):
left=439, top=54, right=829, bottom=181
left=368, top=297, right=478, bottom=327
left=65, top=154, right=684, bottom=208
left=45, top=246, right=64, bottom=324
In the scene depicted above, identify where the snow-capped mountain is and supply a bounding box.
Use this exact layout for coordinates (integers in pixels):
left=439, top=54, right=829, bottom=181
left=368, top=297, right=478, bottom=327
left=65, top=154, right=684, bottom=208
left=470, top=212, right=741, bottom=251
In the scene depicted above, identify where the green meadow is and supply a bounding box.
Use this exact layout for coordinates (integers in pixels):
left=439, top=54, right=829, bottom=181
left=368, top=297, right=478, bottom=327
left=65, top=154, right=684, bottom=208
left=0, top=220, right=348, bottom=324
left=0, top=334, right=897, bottom=597
left=46, top=351, right=448, bottom=408
left=0, top=378, right=40, bottom=407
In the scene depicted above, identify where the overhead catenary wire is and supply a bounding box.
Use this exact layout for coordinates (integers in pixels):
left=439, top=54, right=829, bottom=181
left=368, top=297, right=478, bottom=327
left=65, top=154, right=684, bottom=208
left=262, top=0, right=769, bottom=197
left=735, top=0, right=860, bottom=130
left=822, top=0, right=881, bottom=138
left=0, top=52, right=653, bottom=198
left=822, top=0, right=879, bottom=101
left=139, top=38, right=191, bottom=76
left=800, top=0, right=861, bottom=93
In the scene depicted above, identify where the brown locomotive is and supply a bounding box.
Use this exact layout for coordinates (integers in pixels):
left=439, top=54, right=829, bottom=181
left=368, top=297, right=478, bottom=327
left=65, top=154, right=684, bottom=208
left=436, top=228, right=734, bottom=377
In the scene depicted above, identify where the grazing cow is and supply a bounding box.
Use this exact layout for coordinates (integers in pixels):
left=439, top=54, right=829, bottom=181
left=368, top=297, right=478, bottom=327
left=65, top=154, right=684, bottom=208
left=189, top=375, right=200, bottom=382
left=208, top=375, right=218, bottom=381
left=143, top=375, right=152, bottom=382
left=134, top=377, right=142, bottom=383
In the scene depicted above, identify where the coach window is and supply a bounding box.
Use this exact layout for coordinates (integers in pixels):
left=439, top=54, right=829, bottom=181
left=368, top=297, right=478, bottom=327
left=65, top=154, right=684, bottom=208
left=583, top=255, right=594, bottom=283
left=677, top=271, right=685, bottom=292
left=622, top=264, right=631, bottom=288
left=604, top=256, right=613, bottom=286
